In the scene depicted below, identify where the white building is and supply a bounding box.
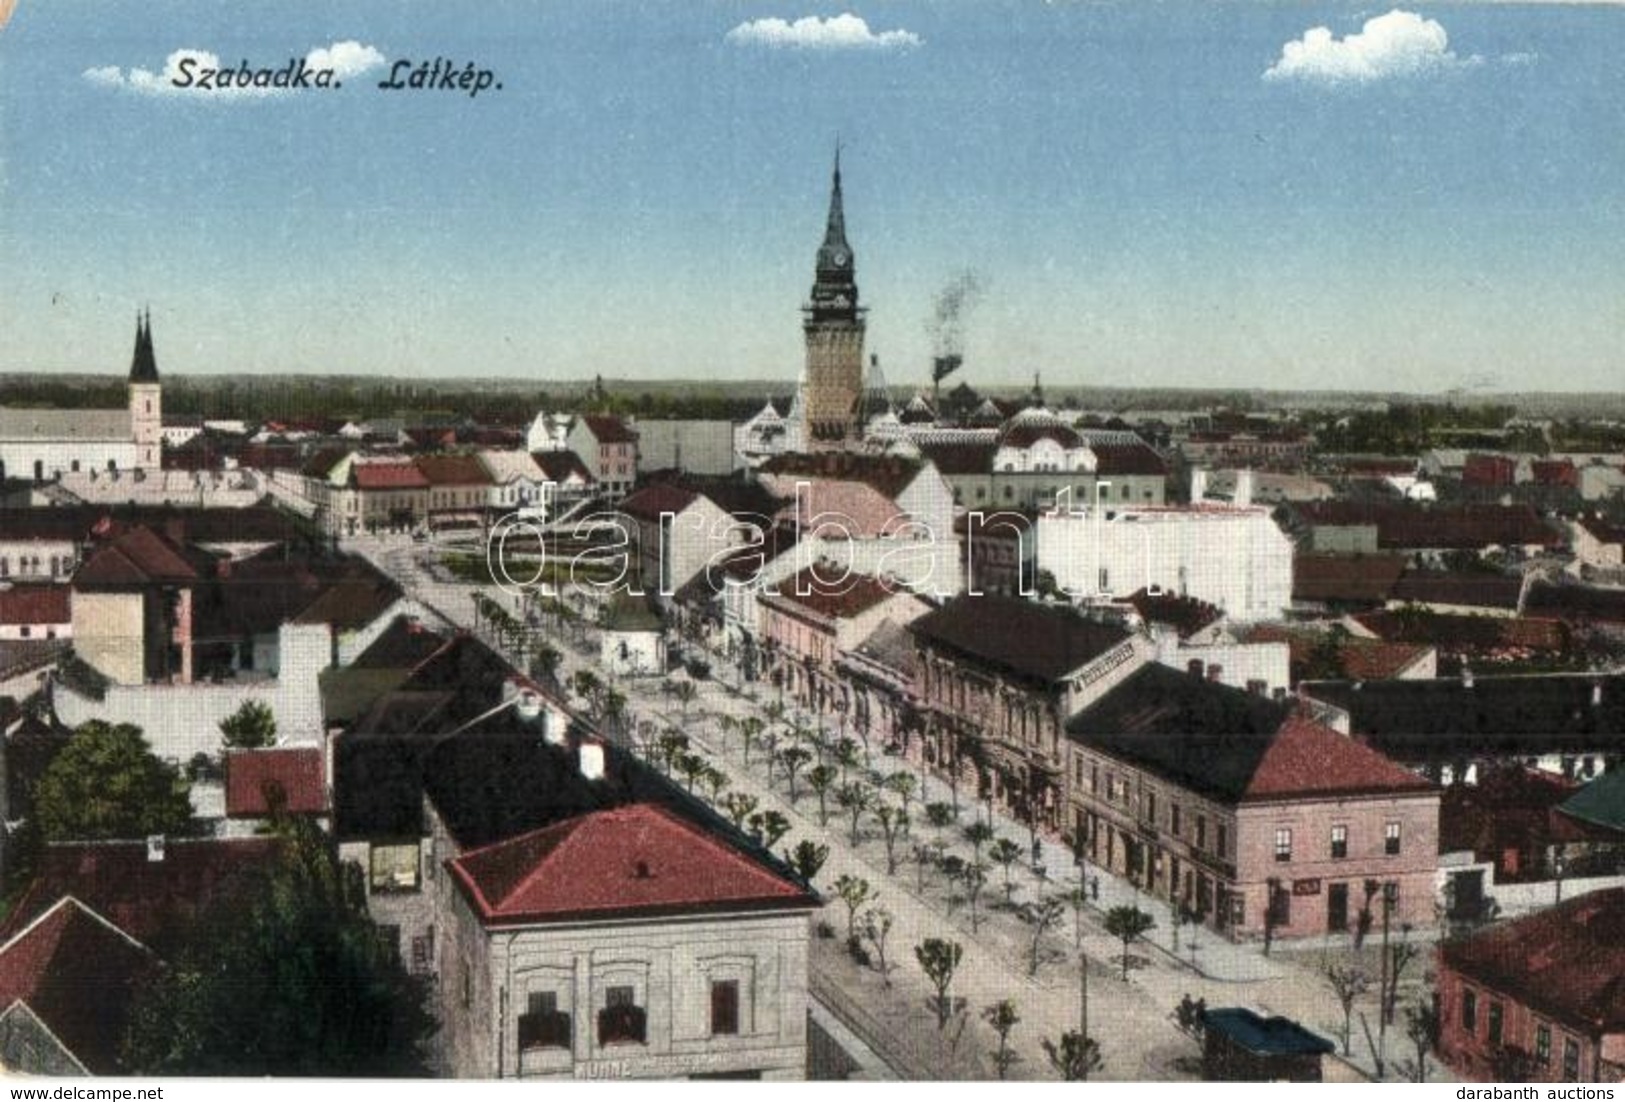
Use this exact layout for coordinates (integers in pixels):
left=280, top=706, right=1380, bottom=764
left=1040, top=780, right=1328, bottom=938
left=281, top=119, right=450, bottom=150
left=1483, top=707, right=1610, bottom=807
left=1036, top=502, right=1294, bottom=624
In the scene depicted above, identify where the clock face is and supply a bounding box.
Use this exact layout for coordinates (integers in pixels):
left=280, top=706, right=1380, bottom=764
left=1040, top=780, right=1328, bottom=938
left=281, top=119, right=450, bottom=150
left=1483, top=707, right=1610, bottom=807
left=832, top=249, right=850, bottom=268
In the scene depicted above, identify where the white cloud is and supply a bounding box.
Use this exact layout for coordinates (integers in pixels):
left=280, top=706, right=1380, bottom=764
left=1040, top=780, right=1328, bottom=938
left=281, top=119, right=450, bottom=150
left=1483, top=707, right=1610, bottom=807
left=304, top=40, right=386, bottom=79
left=82, top=40, right=386, bottom=100
left=725, top=13, right=920, bottom=51
left=1264, top=9, right=1479, bottom=86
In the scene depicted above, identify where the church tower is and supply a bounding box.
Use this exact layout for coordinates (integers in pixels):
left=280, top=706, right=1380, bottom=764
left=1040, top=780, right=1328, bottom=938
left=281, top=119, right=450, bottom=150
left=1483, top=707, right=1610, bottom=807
left=802, top=152, right=866, bottom=451
left=128, top=310, right=162, bottom=469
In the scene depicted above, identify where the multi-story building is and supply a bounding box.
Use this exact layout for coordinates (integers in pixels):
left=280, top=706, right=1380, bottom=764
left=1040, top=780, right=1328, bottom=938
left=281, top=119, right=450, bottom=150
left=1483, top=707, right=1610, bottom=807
left=909, top=595, right=1151, bottom=835
left=567, top=414, right=639, bottom=500
left=1437, top=887, right=1625, bottom=1083
left=415, top=454, right=494, bottom=531
left=440, top=803, right=817, bottom=1080
left=1065, top=665, right=1440, bottom=940
left=757, top=566, right=929, bottom=715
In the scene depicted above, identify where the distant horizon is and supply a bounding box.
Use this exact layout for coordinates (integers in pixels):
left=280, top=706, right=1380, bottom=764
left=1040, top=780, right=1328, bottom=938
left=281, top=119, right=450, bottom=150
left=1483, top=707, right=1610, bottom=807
left=3, top=4, right=1623, bottom=392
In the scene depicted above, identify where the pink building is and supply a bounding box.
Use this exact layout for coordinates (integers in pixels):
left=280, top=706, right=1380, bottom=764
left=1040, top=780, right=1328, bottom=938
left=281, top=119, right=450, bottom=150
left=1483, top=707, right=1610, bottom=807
left=1067, top=663, right=1438, bottom=941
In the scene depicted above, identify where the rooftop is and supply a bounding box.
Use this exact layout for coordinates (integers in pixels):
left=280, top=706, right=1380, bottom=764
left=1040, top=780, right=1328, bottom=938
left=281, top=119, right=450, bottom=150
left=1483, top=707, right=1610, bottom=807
left=449, top=802, right=816, bottom=926
left=224, top=747, right=328, bottom=818
left=911, top=595, right=1132, bottom=685
left=1440, top=887, right=1625, bottom=1034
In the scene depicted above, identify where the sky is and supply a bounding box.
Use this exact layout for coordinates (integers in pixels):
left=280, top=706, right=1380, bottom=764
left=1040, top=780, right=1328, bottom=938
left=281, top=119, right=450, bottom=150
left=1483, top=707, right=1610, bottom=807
left=1, top=1, right=1622, bottom=394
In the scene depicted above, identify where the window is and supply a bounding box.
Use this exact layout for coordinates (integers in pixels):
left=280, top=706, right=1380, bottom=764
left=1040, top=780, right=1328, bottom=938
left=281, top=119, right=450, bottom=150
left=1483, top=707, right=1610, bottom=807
left=1487, top=1002, right=1503, bottom=1045
left=1563, top=1037, right=1580, bottom=1081
left=519, top=991, right=572, bottom=1051
left=369, top=843, right=420, bottom=892
left=1462, top=989, right=1478, bottom=1033
left=1385, top=821, right=1401, bottom=856
left=598, top=985, right=647, bottom=1045
left=1217, top=823, right=1228, bottom=859
left=1196, top=815, right=1207, bottom=850
left=1145, top=792, right=1157, bottom=825
left=1171, top=805, right=1182, bottom=838
left=1536, top=1023, right=1551, bottom=1065
left=710, top=980, right=740, bottom=1036
left=1330, top=824, right=1348, bottom=860
left=1274, top=828, right=1292, bottom=862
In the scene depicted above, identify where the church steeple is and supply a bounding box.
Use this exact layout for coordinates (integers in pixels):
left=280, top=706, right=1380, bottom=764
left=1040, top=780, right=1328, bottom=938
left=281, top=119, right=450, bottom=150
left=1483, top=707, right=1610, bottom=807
left=129, top=309, right=159, bottom=384
left=809, top=148, right=860, bottom=324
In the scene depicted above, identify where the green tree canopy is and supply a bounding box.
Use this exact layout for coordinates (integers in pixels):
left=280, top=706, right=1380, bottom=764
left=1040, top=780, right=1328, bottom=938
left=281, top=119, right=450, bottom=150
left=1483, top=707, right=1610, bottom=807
left=35, top=721, right=193, bottom=841
left=218, top=699, right=277, bottom=749
left=122, top=816, right=434, bottom=1075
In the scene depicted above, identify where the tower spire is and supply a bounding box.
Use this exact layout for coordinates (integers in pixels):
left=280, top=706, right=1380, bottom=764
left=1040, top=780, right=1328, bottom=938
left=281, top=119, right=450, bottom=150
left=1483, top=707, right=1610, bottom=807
left=129, top=306, right=159, bottom=383
left=823, top=143, right=848, bottom=250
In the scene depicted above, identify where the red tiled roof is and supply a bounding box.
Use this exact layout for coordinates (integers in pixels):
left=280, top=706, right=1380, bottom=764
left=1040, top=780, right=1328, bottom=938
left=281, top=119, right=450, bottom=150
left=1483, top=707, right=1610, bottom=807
left=225, top=747, right=327, bottom=818
left=619, top=482, right=700, bottom=521
left=768, top=568, right=907, bottom=621
left=1292, top=554, right=1408, bottom=604
left=580, top=414, right=638, bottom=445
left=1296, top=502, right=1561, bottom=551
left=1242, top=624, right=1432, bottom=682
left=0, top=584, right=70, bottom=625
left=0, top=898, right=154, bottom=1075
left=72, top=526, right=206, bottom=588
left=1243, top=714, right=1435, bottom=800
left=917, top=441, right=997, bottom=476
left=1353, top=610, right=1568, bottom=653
left=1440, top=887, right=1625, bottom=1034
left=414, top=453, right=494, bottom=486
left=531, top=450, right=595, bottom=484
left=1091, top=441, right=1168, bottom=477
left=351, top=462, right=430, bottom=490
left=0, top=837, right=281, bottom=951
left=448, top=803, right=815, bottom=925
left=760, top=453, right=921, bottom=502
left=1126, top=587, right=1222, bottom=639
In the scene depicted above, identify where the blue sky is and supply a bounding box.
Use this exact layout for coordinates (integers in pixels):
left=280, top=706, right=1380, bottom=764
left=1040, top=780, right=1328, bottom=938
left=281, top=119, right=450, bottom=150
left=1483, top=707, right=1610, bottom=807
left=2, top=2, right=1622, bottom=393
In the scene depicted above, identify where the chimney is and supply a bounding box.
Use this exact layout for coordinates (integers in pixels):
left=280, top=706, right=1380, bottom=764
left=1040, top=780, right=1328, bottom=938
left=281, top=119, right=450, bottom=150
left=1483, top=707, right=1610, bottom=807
left=1187, top=658, right=1204, bottom=679
left=516, top=688, right=542, bottom=721
left=1462, top=667, right=1474, bottom=689
left=1206, top=663, right=1223, bottom=683
left=146, top=834, right=166, bottom=863
left=1592, top=681, right=1604, bottom=707
left=216, top=557, right=232, bottom=579
left=1234, top=469, right=1254, bottom=509
left=579, top=740, right=606, bottom=781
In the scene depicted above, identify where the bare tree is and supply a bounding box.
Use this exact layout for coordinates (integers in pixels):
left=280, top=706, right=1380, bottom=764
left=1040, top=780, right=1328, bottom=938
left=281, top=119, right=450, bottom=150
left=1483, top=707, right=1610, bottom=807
left=861, top=907, right=895, bottom=986
left=1021, top=895, right=1067, bottom=977
left=1323, top=963, right=1370, bottom=1057
left=873, top=804, right=909, bottom=874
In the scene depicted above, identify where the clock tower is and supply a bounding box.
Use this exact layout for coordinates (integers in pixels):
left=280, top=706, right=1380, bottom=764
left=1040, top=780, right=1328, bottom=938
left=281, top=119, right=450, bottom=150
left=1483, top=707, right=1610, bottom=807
left=802, top=152, right=866, bottom=451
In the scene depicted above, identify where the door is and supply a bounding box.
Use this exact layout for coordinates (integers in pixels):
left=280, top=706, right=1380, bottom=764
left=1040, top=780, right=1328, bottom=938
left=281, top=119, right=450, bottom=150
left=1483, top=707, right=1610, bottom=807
left=1327, top=882, right=1349, bottom=934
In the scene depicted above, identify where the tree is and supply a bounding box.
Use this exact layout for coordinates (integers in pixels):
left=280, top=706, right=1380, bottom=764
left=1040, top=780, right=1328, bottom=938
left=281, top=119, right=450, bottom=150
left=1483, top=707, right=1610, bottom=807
left=982, top=999, right=1021, bottom=1081
left=529, top=642, right=563, bottom=686
left=1399, top=999, right=1441, bottom=1083
left=748, top=810, right=790, bottom=850
left=960, top=861, right=989, bottom=932
left=1042, top=1030, right=1103, bottom=1081
left=989, top=837, right=1023, bottom=904
left=737, top=716, right=765, bottom=765
left=915, top=938, right=964, bottom=1030
left=571, top=669, right=603, bottom=713
left=883, top=771, right=918, bottom=826
left=1067, top=885, right=1089, bottom=949
left=912, top=841, right=942, bottom=893
left=1324, top=963, right=1370, bottom=1057
left=218, top=699, right=276, bottom=750
left=670, top=680, right=698, bottom=721
left=963, top=820, right=994, bottom=862
left=720, top=791, right=758, bottom=830
left=1103, top=906, right=1155, bottom=981
left=833, top=737, right=862, bottom=784
left=122, top=816, right=433, bottom=1074
left=925, top=801, right=957, bottom=833
left=872, top=804, right=909, bottom=875
left=777, top=746, right=813, bottom=803
left=860, top=908, right=895, bottom=985
left=35, top=721, right=193, bottom=841
left=675, top=751, right=708, bottom=794
left=836, top=781, right=873, bottom=848
left=785, top=839, right=829, bottom=883
left=807, top=764, right=838, bottom=826
left=1021, top=895, right=1068, bottom=978
left=655, top=729, right=690, bottom=775
left=834, top=873, right=875, bottom=944
left=698, top=765, right=729, bottom=804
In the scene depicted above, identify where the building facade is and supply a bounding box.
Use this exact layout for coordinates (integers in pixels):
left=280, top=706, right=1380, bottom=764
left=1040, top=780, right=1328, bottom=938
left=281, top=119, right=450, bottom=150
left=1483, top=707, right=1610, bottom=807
left=800, top=155, right=865, bottom=453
